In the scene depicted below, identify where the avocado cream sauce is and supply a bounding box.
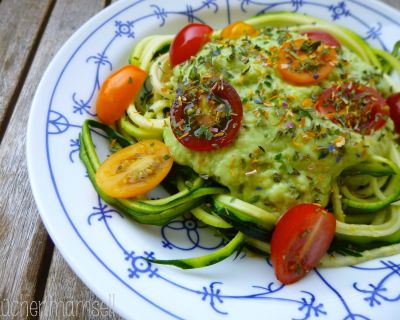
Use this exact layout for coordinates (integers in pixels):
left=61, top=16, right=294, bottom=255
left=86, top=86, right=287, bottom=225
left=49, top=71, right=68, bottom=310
left=162, top=27, right=395, bottom=216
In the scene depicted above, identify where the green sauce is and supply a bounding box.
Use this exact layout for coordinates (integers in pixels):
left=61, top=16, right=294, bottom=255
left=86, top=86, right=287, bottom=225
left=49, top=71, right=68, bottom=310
left=163, top=27, right=395, bottom=216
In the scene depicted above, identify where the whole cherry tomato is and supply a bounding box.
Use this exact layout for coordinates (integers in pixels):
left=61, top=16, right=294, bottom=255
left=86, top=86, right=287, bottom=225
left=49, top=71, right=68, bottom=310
left=303, top=31, right=341, bottom=47
left=96, top=65, right=147, bottom=125
left=387, top=92, right=400, bottom=133
left=316, top=82, right=389, bottom=134
left=278, top=39, right=337, bottom=86
left=170, top=78, right=243, bottom=151
left=169, top=23, right=213, bottom=67
left=270, top=204, right=336, bottom=284
left=220, top=21, right=258, bottom=39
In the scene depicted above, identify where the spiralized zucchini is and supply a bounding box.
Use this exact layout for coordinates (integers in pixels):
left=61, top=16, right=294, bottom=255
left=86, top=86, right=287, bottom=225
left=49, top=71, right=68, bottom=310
left=80, top=12, right=400, bottom=270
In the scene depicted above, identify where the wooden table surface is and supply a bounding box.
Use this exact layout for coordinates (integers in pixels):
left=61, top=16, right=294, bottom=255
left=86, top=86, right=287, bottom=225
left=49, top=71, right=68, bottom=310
left=1, top=0, right=399, bottom=319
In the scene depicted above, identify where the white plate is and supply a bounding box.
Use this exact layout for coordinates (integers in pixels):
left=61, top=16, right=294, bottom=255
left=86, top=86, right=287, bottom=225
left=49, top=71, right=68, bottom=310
left=27, top=0, right=400, bottom=319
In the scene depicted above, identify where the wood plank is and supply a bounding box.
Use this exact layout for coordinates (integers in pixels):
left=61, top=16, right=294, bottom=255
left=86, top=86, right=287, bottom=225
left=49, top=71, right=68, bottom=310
left=39, top=249, right=122, bottom=319
left=0, top=0, right=53, bottom=139
left=0, top=0, right=106, bottom=319
left=383, top=0, right=400, bottom=9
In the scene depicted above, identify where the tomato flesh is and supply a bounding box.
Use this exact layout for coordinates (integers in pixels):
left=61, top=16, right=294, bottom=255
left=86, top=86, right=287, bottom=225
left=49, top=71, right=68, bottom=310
left=220, top=21, right=258, bottom=39
left=387, top=92, right=400, bottom=133
left=169, top=23, right=213, bottom=67
left=303, top=31, right=341, bottom=47
left=316, top=82, right=389, bottom=134
left=278, top=39, right=337, bottom=86
left=95, top=140, right=173, bottom=198
left=96, top=65, right=147, bottom=125
left=170, top=79, right=243, bottom=151
left=270, top=204, right=336, bottom=284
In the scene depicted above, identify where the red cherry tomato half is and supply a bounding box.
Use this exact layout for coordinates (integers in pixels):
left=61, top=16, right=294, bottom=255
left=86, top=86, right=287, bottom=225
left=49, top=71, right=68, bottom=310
left=170, top=79, right=243, bottom=151
left=169, top=23, right=213, bottom=67
left=387, top=92, right=400, bottom=133
left=96, top=65, right=147, bottom=124
left=315, top=82, right=389, bottom=134
left=303, top=31, right=341, bottom=47
left=270, top=204, right=336, bottom=284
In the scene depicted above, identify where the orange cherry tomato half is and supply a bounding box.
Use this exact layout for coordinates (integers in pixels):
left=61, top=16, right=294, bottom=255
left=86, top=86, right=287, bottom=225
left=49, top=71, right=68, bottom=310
left=270, top=203, right=336, bottom=284
left=278, top=39, right=337, bottom=86
left=95, top=140, right=173, bottom=198
left=220, top=21, right=258, bottom=39
left=96, top=65, right=147, bottom=125
left=169, top=23, right=213, bottom=67
left=316, top=82, right=389, bottom=134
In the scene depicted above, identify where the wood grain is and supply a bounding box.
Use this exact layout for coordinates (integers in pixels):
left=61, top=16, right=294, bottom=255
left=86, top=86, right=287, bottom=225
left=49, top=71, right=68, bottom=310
left=0, top=1, right=55, bottom=318
left=0, top=0, right=107, bottom=319
left=39, top=249, right=122, bottom=320
left=383, top=0, right=400, bottom=9
left=0, top=0, right=54, bottom=140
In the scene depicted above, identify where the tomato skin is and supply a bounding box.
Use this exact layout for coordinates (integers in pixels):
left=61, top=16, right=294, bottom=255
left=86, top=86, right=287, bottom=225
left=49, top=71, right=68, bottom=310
left=170, top=79, right=243, bottom=151
left=303, top=31, right=341, bottom=47
left=387, top=92, right=400, bottom=133
left=220, top=21, right=258, bottom=39
left=169, top=23, right=213, bottom=67
left=316, top=82, right=389, bottom=134
left=278, top=39, right=337, bottom=86
left=95, top=140, right=173, bottom=198
left=96, top=65, right=147, bottom=125
left=270, top=204, right=336, bottom=284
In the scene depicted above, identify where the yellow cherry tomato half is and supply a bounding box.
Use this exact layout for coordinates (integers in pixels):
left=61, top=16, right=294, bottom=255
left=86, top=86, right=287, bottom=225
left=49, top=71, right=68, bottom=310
left=96, top=65, right=147, bottom=125
left=95, top=140, right=173, bottom=198
left=220, top=21, right=258, bottom=39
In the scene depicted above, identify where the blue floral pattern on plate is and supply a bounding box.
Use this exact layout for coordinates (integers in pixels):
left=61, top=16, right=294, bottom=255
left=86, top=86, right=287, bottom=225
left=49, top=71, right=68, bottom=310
left=28, top=0, right=400, bottom=319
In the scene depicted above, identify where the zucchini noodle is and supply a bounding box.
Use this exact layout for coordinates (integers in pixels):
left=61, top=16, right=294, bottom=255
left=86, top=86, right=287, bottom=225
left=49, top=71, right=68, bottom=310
left=149, top=53, right=175, bottom=100
left=80, top=11, right=400, bottom=270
